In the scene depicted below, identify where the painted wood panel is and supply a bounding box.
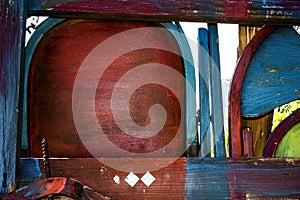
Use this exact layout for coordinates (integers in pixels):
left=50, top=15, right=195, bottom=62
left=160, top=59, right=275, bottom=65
left=241, top=27, right=300, bottom=117
left=27, top=19, right=195, bottom=159
left=0, top=0, right=26, bottom=193
left=27, top=0, right=300, bottom=25
left=11, top=157, right=300, bottom=199
left=229, top=26, right=278, bottom=157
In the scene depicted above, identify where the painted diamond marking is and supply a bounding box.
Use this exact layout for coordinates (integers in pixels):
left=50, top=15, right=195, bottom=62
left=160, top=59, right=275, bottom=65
left=141, top=171, right=156, bottom=187
left=125, top=172, right=139, bottom=187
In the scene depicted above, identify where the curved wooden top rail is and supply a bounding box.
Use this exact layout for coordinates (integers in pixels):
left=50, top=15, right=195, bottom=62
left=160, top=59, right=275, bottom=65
left=263, top=108, right=300, bottom=157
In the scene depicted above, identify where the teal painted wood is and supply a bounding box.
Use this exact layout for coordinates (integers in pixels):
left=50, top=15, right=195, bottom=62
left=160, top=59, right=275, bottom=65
left=23, top=18, right=65, bottom=151
left=24, top=19, right=196, bottom=155
left=241, top=27, right=300, bottom=117
left=198, top=28, right=211, bottom=157
left=208, top=24, right=226, bottom=157
left=0, top=0, right=26, bottom=193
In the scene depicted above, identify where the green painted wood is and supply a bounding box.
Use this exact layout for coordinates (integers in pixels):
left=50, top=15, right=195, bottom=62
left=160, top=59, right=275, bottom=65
left=198, top=28, right=211, bottom=157
left=0, top=0, right=26, bottom=193
left=26, top=0, right=300, bottom=25
left=275, top=122, right=300, bottom=157
left=241, top=27, right=300, bottom=117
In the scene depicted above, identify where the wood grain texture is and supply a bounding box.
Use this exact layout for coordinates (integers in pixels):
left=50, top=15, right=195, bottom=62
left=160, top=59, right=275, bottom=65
left=28, top=19, right=190, bottom=158
left=17, top=157, right=300, bottom=199
left=237, top=25, right=274, bottom=157
left=26, top=0, right=300, bottom=25
left=208, top=24, right=226, bottom=157
left=0, top=0, right=26, bottom=193
left=241, top=27, right=300, bottom=117
left=198, top=28, right=211, bottom=157
left=229, top=26, right=278, bottom=157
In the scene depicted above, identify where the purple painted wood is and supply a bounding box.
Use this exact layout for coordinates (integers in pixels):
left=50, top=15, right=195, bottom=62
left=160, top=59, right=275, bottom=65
left=27, top=0, right=300, bottom=25
left=0, top=0, right=26, bottom=193
left=264, top=108, right=300, bottom=157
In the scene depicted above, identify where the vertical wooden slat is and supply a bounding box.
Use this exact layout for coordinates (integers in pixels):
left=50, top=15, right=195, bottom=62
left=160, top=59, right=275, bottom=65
left=198, top=28, right=211, bottom=157
left=208, top=24, right=226, bottom=157
left=0, top=0, right=25, bottom=193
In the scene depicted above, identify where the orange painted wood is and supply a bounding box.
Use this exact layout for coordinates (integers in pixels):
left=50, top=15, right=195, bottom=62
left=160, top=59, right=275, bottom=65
left=29, top=19, right=185, bottom=158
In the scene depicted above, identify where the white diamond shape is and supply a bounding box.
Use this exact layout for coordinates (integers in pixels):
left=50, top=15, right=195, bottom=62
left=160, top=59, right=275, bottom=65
left=125, top=172, right=139, bottom=187
left=141, top=171, right=156, bottom=187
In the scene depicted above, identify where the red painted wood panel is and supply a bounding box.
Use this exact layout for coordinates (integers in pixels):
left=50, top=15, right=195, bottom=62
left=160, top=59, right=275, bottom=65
left=29, top=19, right=186, bottom=158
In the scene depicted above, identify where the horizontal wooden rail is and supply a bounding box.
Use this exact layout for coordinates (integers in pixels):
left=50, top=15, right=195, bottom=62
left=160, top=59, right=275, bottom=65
left=27, top=0, right=300, bottom=25
left=17, top=157, right=300, bottom=199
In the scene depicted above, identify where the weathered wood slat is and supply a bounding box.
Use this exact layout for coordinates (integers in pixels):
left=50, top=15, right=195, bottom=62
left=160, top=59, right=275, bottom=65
left=27, top=0, right=300, bottom=25
left=208, top=24, right=226, bottom=157
left=241, top=27, right=300, bottom=117
left=198, top=28, right=211, bottom=157
left=0, top=0, right=26, bottom=193
left=17, top=157, right=300, bottom=199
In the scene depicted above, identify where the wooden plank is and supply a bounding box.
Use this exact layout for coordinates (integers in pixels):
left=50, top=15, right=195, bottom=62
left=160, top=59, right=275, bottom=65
left=26, top=0, right=300, bottom=25
left=208, top=24, right=226, bottom=157
left=198, top=28, right=211, bottom=157
left=229, top=26, right=278, bottom=157
left=241, top=27, right=300, bottom=117
left=16, top=157, right=300, bottom=199
left=0, top=0, right=26, bottom=193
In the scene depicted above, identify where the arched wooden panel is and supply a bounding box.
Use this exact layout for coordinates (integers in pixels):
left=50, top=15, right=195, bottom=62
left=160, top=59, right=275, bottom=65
left=229, top=26, right=278, bottom=157
left=241, top=27, right=300, bottom=117
left=27, top=19, right=194, bottom=158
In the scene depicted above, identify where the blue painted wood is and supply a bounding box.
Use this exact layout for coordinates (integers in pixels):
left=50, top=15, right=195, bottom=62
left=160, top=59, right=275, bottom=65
left=185, top=158, right=229, bottom=199
left=23, top=18, right=65, bottom=151
left=208, top=24, right=226, bottom=157
left=198, top=28, right=211, bottom=157
left=241, top=27, right=300, bottom=117
left=0, top=0, right=26, bottom=193
left=163, top=22, right=196, bottom=152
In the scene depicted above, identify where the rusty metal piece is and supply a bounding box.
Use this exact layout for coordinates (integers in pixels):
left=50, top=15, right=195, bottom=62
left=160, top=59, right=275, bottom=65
left=42, top=138, right=54, bottom=200
left=4, top=177, right=112, bottom=199
left=42, top=137, right=51, bottom=178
